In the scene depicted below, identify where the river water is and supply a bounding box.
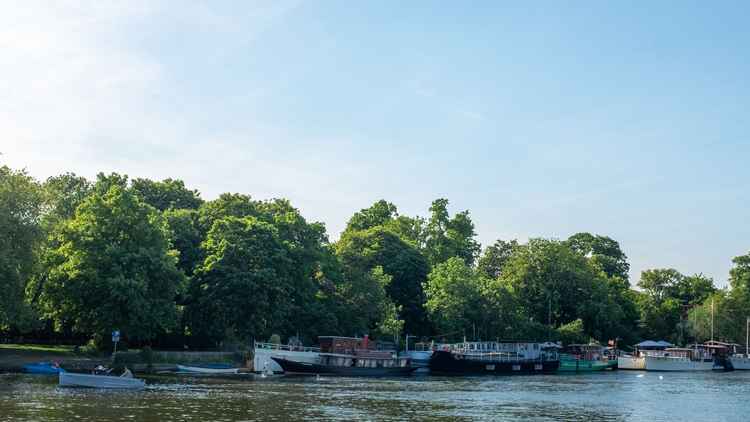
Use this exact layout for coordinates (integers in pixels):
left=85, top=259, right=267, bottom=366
left=2, top=371, right=749, bottom=421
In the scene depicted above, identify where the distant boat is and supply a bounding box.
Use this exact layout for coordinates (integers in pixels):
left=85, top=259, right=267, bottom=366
left=59, top=371, right=145, bottom=389
left=617, top=340, right=673, bottom=370
left=644, top=344, right=727, bottom=371
left=23, top=362, right=62, bottom=375
left=428, top=341, right=561, bottom=375
left=176, top=364, right=239, bottom=374
left=271, top=356, right=417, bottom=377
left=558, top=344, right=613, bottom=372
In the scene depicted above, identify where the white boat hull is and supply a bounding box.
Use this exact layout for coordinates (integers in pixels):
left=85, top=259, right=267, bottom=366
left=730, top=356, right=750, bottom=370
left=176, top=365, right=239, bottom=374
left=644, top=356, right=715, bottom=371
left=617, top=356, right=645, bottom=370
left=59, top=372, right=145, bottom=389
left=254, top=347, right=320, bottom=374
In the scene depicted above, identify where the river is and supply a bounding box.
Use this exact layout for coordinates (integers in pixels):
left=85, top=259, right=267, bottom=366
left=2, top=371, right=749, bottom=421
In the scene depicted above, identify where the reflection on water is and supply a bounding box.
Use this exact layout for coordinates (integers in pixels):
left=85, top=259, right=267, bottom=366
left=2, top=371, right=750, bottom=421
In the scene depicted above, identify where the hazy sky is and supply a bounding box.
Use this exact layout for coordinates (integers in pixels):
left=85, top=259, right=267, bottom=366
left=2, top=1, right=748, bottom=286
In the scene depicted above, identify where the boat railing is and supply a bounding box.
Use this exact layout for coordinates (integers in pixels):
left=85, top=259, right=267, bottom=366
left=458, top=352, right=557, bottom=362
left=254, top=342, right=321, bottom=353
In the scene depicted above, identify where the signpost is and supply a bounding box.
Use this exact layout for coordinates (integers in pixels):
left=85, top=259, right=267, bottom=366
left=112, top=330, right=121, bottom=356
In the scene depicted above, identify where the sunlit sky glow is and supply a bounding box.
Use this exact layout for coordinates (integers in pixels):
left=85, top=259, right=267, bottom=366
left=2, top=1, right=749, bottom=286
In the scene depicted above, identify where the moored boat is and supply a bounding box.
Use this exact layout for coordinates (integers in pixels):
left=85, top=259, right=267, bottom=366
left=643, top=343, right=729, bottom=371
left=253, top=340, right=321, bottom=374
left=558, top=344, right=612, bottom=372
left=23, top=362, right=62, bottom=375
left=176, top=364, right=239, bottom=374
left=271, top=335, right=416, bottom=376
left=59, top=371, right=145, bottom=389
left=617, top=340, right=673, bottom=370
left=428, top=341, right=560, bottom=375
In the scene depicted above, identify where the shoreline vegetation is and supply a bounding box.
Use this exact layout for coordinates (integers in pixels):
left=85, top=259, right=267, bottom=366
left=2, top=165, right=750, bottom=361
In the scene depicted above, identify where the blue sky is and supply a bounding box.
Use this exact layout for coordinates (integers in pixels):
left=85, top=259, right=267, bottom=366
left=2, top=1, right=748, bottom=286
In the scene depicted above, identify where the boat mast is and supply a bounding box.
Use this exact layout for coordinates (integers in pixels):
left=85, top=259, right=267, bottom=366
left=746, top=317, right=749, bottom=357
left=711, top=298, right=715, bottom=343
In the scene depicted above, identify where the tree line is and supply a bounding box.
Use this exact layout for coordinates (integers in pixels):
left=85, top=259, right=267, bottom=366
left=1, top=164, right=749, bottom=350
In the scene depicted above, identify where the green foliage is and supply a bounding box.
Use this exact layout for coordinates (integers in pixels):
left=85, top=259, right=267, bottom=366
left=131, top=178, right=203, bottom=211
left=557, top=319, right=588, bottom=345
left=424, top=257, right=485, bottom=338
left=163, top=208, right=203, bottom=277
left=0, top=166, right=44, bottom=329
left=39, top=183, right=183, bottom=342
left=336, top=227, right=430, bottom=335
left=345, top=200, right=398, bottom=233
left=477, top=239, right=519, bottom=279
left=566, top=232, right=630, bottom=282
left=186, top=216, right=294, bottom=345
left=424, top=199, right=480, bottom=266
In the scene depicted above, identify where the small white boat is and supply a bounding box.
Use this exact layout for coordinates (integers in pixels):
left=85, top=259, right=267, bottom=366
left=59, top=371, right=145, bottom=389
left=176, top=364, right=239, bottom=374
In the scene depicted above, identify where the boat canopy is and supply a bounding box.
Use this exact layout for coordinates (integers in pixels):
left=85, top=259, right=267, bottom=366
left=635, top=340, right=674, bottom=349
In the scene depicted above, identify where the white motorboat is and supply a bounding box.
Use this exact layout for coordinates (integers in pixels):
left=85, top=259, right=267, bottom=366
left=618, top=340, right=673, bottom=370
left=253, top=341, right=321, bottom=374
left=643, top=346, right=723, bottom=371
left=617, top=354, right=645, bottom=370
left=730, top=355, right=750, bottom=370
left=176, top=364, right=239, bottom=374
left=59, top=371, right=145, bottom=389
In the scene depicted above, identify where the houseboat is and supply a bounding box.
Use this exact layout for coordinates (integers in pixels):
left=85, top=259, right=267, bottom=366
left=558, top=344, right=614, bottom=372
left=398, top=340, right=434, bottom=372
left=428, top=341, right=560, bottom=375
left=643, top=343, right=730, bottom=371
left=617, top=340, right=673, bottom=370
left=272, top=335, right=417, bottom=376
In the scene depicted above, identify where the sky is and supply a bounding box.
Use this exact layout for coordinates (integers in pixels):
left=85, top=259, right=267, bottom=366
left=2, top=1, right=749, bottom=286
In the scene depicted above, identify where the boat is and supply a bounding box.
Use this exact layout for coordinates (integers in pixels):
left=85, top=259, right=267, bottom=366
left=398, top=339, right=433, bottom=372
left=617, top=340, right=673, bottom=370
left=428, top=341, right=560, bottom=375
left=558, top=344, right=612, bottom=372
left=253, top=339, right=321, bottom=374
left=176, top=364, right=239, bottom=374
left=643, top=344, right=730, bottom=371
left=271, top=335, right=417, bottom=376
left=271, top=356, right=417, bottom=376
left=59, top=371, right=145, bottom=389
left=23, top=362, right=63, bottom=375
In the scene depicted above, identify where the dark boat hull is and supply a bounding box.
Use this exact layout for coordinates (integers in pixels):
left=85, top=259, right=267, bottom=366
left=271, top=357, right=418, bottom=377
left=429, top=350, right=559, bottom=375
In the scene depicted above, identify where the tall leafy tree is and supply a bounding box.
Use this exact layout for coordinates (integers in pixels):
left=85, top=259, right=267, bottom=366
left=566, top=232, right=630, bottom=282
left=477, top=239, right=519, bottom=279
left=39, top=183, right=182, bottom=343
left=0, top=166, right=44, bottom=329
left=424, top=198, right=480, bottom=266
left=131, top=178, right=203, bottom=211
left=345, top=200, right=398, bottom=233
left=186, top=216, right=295, bottom=345
left=336, top=227, right=431, bottom=335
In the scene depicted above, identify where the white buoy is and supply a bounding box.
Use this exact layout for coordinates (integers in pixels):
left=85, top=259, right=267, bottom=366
left=636, top=374, right=645, bottom=378
left=659, top=375, right=663, bottom=380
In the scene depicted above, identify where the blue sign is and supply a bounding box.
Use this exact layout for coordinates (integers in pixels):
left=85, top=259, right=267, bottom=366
left=112, top=330, right=120, bottom=343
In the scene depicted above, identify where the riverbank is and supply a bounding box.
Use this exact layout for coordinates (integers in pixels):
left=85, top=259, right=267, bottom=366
left=0, top=344, right=107, bottom=373
left=0, top=344, right=247, bottom=374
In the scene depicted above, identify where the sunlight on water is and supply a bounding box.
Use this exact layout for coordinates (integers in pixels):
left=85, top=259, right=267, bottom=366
left=2, top=372, right=750, bottom=421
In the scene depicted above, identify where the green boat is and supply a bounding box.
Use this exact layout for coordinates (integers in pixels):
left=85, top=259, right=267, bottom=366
left=557, top=344, right=615, bottom=372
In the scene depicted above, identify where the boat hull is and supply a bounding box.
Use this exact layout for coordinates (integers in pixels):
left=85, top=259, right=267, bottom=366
left=730, top=356, right=750, bottom=370
left=557, top=358, right=610, bottom=372
left=644, top=356, right=716, bottom=371
left=271, top=357, right=418, bottom=377
left=176, top=364, right=239, bottom=374
left=617, top=356, right=645, bottom=370
left=428, top=350, right=559, bottom=375
left=59, top=372, right=145, bottom=389
left=23, top=362, right=62, bottom=375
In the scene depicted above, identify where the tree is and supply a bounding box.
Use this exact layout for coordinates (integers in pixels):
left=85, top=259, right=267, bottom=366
left=566, top=232, right=630, bottom=282
left=185, top=216, right=295, bottom=345
left=131, top=178, right=203, bottom=211
left=500, top=238, right=633, bottom=342
left=336, top=227, right=431, bottom=335
left=344, top=200, right=398, bottom=233
left=424, top=257, right=485, bottom=338
left=637, top=269, right=684, bottom=305
left=0, top=166, right=44, bottom=329
left=42, top=173, right=92, bottom=228
left=424, top=198, right=480, bottom=266
left=39, top=184, right=182, bottom=344
left=477, top=239, right=519, bottom=279
left=163, top=209, right=203, bottom=277
left=729, top=251, right=750, bottom=291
